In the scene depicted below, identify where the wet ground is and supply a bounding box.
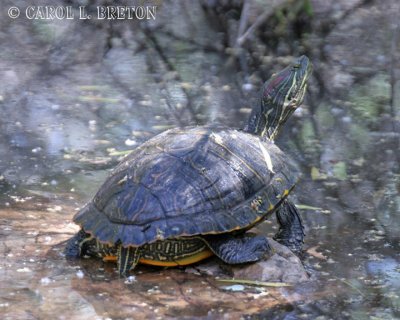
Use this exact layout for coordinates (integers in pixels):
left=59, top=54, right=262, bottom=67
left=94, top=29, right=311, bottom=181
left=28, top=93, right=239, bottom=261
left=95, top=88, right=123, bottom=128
left=1, top=169, right=399, bottom=319
left=1, top=0, right=400, bottom=319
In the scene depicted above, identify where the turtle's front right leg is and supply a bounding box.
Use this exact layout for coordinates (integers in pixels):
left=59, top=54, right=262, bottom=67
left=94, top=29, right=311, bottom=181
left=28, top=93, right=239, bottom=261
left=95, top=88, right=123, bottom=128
left=274, top=199, right=305, bottom=252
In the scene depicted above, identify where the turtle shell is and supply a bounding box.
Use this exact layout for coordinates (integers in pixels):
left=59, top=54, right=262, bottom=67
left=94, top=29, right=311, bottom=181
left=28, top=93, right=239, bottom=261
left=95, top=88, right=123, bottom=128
left=73, top=126, right=300, bottom=247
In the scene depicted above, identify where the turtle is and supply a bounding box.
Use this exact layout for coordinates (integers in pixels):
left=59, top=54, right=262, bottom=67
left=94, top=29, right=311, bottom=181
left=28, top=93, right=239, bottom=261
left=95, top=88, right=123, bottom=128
left=65, top=55, right=312, bottom=275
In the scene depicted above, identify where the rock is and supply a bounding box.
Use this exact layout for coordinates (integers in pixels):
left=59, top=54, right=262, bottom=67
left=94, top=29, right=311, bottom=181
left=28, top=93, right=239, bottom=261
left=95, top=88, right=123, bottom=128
left=231, top=239, right=309, bottom=283
left=188, top=238, right=309, bottom=283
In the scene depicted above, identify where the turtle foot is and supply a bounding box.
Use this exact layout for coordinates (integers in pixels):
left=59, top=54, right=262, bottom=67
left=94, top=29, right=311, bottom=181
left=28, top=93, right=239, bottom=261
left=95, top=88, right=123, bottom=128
left=205, top=233, right=272, bottom=264
left=274, top=200, right=305, bottom=253
left=274, top=229, right=304, bottom=253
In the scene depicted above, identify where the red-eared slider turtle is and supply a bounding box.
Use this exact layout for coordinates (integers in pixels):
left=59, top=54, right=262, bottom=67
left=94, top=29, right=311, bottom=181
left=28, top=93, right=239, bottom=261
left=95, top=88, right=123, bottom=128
left=65, top=56, right=312, bottom=275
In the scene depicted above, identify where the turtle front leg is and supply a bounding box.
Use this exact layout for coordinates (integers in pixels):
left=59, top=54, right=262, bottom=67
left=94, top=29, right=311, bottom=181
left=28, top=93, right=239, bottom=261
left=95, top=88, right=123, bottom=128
left=203, top=233, right=272, bottom=264
left=273, top=199, right=305, bottom=252
left=117, top=245, right=141, bottom=276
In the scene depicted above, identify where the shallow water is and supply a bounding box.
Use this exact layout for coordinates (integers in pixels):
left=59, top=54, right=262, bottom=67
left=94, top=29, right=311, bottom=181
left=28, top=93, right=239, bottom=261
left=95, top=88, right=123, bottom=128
left=1, top=99, right=398, bottom=319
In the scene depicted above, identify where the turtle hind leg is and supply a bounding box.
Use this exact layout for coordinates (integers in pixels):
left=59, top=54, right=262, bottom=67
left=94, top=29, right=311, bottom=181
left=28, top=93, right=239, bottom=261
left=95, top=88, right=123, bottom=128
left=64, top=229, right=90, bottom=258
left=203, top=233, right=272, bottom=264
left=117, top=245, right=141, bottom=276
left=274, top=199, right=305, bottom=253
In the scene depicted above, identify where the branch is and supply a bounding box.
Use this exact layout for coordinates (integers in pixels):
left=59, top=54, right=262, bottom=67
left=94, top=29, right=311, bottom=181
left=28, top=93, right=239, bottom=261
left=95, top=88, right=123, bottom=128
left=141, top=27, right=199, bottom=124
left=236, top=0, right=287, bottom=47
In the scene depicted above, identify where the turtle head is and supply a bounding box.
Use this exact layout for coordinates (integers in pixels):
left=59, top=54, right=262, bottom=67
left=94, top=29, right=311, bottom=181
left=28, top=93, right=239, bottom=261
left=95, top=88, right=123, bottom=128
left=246, top=55, right=312, bottom=141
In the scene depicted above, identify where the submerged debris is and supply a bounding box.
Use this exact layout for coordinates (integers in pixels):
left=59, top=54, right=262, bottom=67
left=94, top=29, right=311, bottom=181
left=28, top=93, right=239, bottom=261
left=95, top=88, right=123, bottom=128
left=76, top=270, right=84, bottom=279
left=40, top=277, right=52, bottom=285
left=124, top=276, right=137, bottom=284
left=221, top=284, right=245, bottom=292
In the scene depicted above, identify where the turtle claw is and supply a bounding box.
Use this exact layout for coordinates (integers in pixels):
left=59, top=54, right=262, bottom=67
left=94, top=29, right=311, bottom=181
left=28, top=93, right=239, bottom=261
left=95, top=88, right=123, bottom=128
left=274, top=231, right=304, bottom=253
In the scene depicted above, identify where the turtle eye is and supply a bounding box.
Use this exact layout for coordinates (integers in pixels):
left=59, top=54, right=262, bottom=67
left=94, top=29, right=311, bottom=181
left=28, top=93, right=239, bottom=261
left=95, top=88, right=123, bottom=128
left=293, top=63, right=300, bottom=69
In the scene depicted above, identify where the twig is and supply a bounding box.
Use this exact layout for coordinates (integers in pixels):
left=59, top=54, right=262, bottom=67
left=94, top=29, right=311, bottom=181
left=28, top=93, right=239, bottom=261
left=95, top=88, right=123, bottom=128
left=141, top=27, right=199, bottom=124
left=217, top=278, right=292, bottom=287
left=236, top=0, right=286, bottom=47
left=334, top=277, right=366, bottom=297
left=156, top=29, right=222, bottom=53
left=236, top=0, right=251, bottom=48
